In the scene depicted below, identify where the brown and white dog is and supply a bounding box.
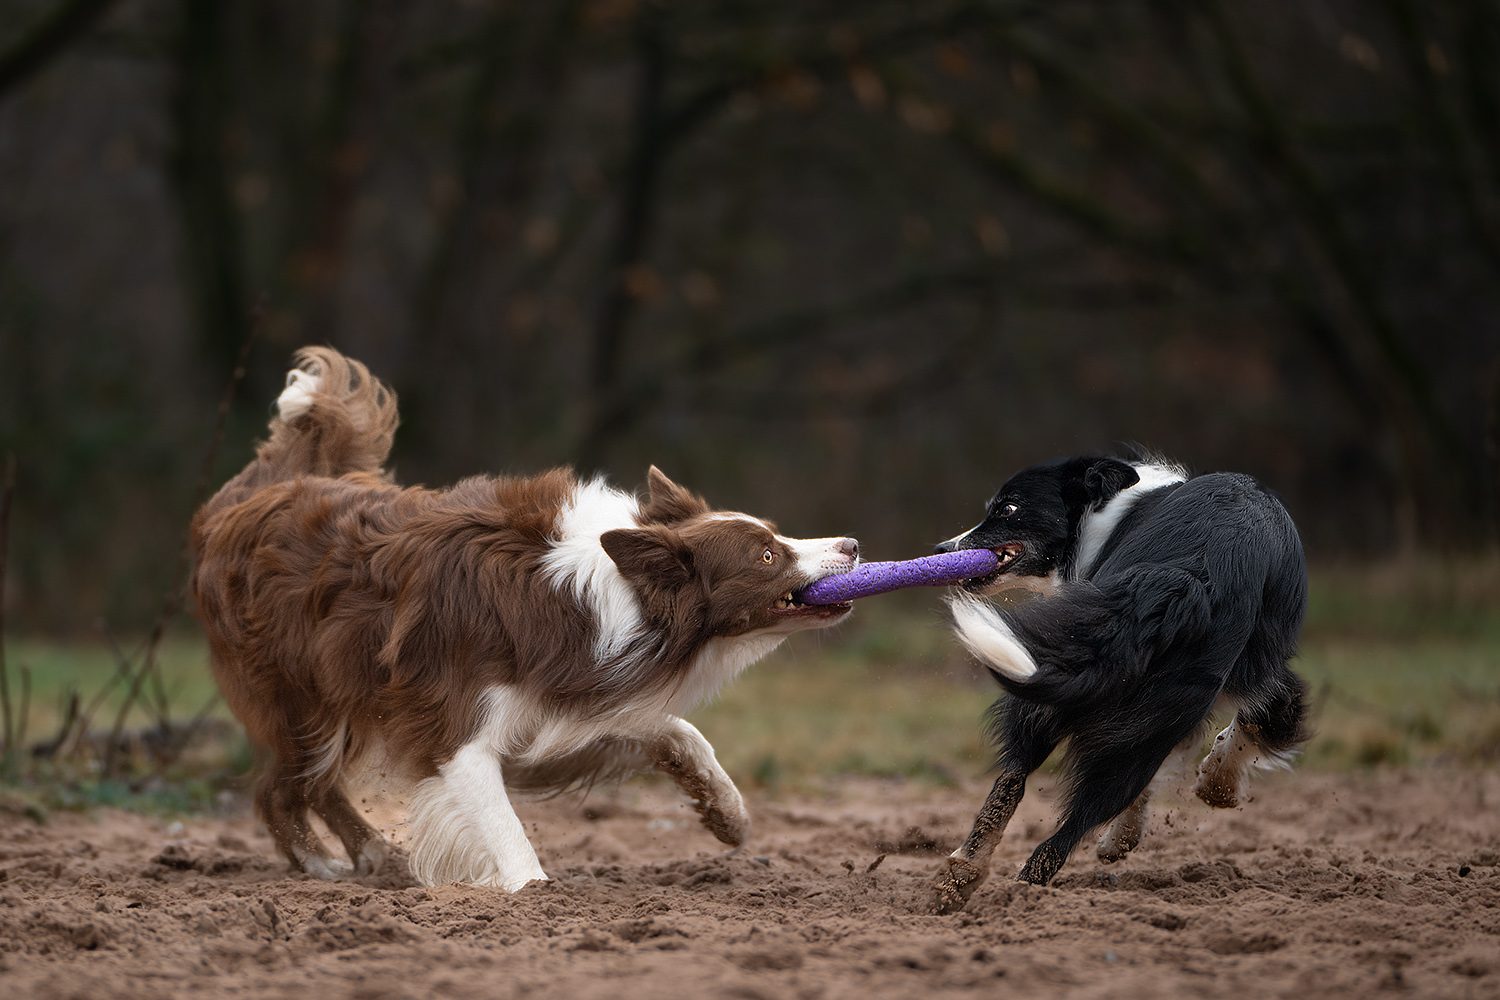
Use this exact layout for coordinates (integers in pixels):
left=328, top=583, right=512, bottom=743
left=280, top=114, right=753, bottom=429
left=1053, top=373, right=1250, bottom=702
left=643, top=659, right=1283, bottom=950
left=191, top=347, right=858, bottom=889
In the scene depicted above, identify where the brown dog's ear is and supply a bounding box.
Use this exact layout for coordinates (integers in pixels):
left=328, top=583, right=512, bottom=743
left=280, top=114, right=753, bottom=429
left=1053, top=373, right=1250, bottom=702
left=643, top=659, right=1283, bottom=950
left=601, top=526, right=694, bottom=589
left=638, top=466, right=709, bottom=524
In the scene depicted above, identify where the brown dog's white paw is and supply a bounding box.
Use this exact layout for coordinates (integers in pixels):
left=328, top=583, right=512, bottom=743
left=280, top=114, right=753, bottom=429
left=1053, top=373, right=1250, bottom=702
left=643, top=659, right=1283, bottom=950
left=297, top=853, right=353, bottom=880
left=695, top=793, right=750, bottom=847
left=355, top=839, right=392, bottom=876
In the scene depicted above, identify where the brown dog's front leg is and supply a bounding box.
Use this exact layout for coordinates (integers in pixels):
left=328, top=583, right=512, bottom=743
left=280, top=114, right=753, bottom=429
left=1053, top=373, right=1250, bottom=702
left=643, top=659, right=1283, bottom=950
left=648, top=717, right=750, bottom=848
left=929, top=771, right=1028, bottom=914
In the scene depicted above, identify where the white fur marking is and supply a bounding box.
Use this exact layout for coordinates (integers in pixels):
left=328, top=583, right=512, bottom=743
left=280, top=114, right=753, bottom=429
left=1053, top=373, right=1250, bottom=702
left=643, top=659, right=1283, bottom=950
left=1074, top=461, right=1188, bottom=579
left=1193, top=712, right=1295, bottom=809
left=666, top=632, right=788, bottom=716
left=276, top=368, right=322, bottom=421
left=947, top=594, right=1037, bottom=680
left=303, top=719, right=347, bottom=783
left=540, top=478, right=647, bottom=662
left=406, top=740, right=547, bottom=890
left=780, top=534, right=859, bottom=579
left=936, top=528, right=969, bottom=551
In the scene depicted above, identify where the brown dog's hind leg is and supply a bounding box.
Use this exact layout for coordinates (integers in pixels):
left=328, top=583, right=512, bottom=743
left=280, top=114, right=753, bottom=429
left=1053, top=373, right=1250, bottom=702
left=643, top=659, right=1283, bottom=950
left=256, top=761, right=349, bottom=879
left=929, top=771, right=1027, bottom=914
left=311, top=785, right=391, bottom=876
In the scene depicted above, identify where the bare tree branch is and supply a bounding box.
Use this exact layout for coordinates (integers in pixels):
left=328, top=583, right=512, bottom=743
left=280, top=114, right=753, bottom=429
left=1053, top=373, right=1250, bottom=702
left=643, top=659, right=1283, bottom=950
left=0, top=0, right=119, bottom=103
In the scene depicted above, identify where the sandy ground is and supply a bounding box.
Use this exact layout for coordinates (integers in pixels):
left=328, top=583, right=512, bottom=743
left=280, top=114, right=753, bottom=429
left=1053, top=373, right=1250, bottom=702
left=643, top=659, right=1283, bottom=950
left=1, top=767, right=1498, bottom=999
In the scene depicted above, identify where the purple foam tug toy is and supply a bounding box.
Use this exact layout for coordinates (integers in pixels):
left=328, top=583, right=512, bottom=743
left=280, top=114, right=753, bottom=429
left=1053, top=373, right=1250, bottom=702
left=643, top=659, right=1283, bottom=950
left=795, top=548, right=1000, bottom=605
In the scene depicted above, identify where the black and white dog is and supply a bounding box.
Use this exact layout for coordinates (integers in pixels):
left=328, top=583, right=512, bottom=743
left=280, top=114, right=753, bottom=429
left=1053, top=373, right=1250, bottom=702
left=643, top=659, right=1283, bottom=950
left=928, top=454, right=1309, bottom=913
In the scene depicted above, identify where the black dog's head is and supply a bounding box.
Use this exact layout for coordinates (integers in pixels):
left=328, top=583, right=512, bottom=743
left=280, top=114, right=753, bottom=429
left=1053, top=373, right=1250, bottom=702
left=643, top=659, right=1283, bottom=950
left=935, top=455, right=1140, bottom=593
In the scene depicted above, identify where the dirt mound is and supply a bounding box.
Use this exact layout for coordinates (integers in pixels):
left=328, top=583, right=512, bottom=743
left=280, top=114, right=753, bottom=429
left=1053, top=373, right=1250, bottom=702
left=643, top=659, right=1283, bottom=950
left=1, top=768, right=1497, bottom=998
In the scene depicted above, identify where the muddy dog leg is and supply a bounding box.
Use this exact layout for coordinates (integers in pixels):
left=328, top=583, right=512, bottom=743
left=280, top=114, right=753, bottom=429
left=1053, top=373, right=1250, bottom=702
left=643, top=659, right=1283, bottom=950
left=647, top=717, right=750, bottom=848
left=1195, top=679, right=1307, bottom=808
left=257, top=753, right=350, bottom=879
left=1193, top=714, right=1260, bottom=808
left=1017, top=757, right=1162, bottom=886
left=929, top=771, right=1029, bottom=914
left=1019, top=702, right=1215, bottom=885
left=929, top=697, right=1063, bottom=913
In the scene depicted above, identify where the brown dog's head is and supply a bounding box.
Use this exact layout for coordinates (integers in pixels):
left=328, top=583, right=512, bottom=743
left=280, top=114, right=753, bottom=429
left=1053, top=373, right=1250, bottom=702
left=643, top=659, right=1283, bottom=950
left=602, top=467, right=858, bottom=639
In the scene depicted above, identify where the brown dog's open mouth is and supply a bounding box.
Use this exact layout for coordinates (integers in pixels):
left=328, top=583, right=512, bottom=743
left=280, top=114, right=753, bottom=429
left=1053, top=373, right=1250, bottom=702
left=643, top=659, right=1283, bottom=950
left=961, top=543, right=1024, bottom=592
left=771, top=588, right=854, bottom=618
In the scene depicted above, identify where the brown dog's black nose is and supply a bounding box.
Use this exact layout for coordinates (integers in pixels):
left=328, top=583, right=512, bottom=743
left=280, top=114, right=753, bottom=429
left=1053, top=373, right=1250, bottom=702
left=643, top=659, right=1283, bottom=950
left=933, top=538, right=957, bottom=554
left=837, top=538, right=859, bottom=560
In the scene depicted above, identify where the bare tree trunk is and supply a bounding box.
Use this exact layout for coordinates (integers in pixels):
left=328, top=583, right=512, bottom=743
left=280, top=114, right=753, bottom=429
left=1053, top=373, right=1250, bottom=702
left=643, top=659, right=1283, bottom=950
left=169, top=0, right=248, bottom=380
left=576, top=5, right=670, bottom=473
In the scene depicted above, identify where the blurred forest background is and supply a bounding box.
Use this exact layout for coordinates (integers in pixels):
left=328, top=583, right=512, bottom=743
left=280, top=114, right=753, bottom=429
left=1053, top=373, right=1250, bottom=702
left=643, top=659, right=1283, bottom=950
left=1, top=0, right=1498, bottom=635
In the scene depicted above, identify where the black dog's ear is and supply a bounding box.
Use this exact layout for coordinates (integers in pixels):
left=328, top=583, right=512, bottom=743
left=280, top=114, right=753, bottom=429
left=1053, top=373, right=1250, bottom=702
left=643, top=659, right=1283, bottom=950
left=1084, top=459, right=1139, bottom=506
left=601, top=526, right=694, bottom=589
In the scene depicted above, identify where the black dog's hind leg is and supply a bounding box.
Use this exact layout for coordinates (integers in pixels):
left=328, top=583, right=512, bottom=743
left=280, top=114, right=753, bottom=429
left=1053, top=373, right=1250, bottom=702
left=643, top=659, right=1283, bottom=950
left=1018, top=691, right=1219, bottom=885
left=1095, top=731, right=1199, bottom=863
left=1195, top=675, right=1308, bottom=808
left=1016, top=753, right=1165, bottom=885
left=929, top=701, right=1061, bottom=914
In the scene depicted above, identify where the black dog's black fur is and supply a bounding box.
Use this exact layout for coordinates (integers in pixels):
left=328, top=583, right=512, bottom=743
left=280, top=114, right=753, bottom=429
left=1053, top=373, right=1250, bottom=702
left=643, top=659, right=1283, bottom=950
left=929, top=455, right=1309, bottom=908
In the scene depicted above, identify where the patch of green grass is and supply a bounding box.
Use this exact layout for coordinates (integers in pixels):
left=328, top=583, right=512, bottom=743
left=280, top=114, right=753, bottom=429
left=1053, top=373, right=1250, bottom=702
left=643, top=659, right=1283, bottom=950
left=4, top=632, right=225, bottom=745
left=690, top=641, right=995, bottom=790
left=1297, top=556, right=1500, bottom=768
left=1296, top=634, right=1500, bottom=768
left=2, top=557, right=1495, bottom=798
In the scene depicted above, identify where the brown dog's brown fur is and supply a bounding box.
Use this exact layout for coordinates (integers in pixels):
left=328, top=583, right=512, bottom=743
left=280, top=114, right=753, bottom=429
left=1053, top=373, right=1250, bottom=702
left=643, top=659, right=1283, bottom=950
left=191, top=347, right=855, bottom=882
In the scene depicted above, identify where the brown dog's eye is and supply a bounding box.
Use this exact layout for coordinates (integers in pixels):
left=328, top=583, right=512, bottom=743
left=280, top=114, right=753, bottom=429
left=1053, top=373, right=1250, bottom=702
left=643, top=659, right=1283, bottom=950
left=762, top=548, right=774, bottom=564
left=1000, top=503, right=1019, bottom=516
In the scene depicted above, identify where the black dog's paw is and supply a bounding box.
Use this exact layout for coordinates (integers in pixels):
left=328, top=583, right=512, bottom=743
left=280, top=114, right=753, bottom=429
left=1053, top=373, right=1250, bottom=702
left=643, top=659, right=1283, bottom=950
left=928, top=856, right=987, bottom=914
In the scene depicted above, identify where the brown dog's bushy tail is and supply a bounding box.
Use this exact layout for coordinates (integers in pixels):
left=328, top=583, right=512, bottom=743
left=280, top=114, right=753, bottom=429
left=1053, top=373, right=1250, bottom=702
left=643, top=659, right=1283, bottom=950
left=200, top=346, right=399, bottom=519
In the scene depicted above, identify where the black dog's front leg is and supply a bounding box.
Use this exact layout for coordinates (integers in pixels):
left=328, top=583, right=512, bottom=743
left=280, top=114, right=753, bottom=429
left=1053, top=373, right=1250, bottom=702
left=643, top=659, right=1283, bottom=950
left=928, top=771, right=1028, bottom=914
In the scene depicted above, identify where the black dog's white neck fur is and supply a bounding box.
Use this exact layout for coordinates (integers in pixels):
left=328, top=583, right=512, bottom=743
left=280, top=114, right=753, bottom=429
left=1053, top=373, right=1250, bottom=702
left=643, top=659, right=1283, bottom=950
left=1072, top=460, right=1187, bottom=580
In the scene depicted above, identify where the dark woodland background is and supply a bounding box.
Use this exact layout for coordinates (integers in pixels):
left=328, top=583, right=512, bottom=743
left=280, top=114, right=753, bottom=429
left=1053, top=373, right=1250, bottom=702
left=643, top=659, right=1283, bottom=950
left=1, top=0, right=1497, bottom=634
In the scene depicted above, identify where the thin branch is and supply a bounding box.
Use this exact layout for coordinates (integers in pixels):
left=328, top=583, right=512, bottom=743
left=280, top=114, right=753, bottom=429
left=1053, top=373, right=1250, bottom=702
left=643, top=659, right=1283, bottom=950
left=104, top=300, right=262, bottom=777
left=577, top=4, right=672, bottom=470
left=948, top=112, right=1201, bottom=265
left=1200, top=0, right=1470, bottom=496
left=0, top=0, right=120, bottom=103
left=0, top=453, right=13, bottom=756
left=601, top=264, right=1007, bottom=437
left=1380, top=0, right=1500, bottom=276
left=15, top=664, right=28, bottom=755
left=147, top=691, right=221, bottom=776
left=170, top=0, right=248, bottom=375
left=991, top=24, right=1220, bottom=211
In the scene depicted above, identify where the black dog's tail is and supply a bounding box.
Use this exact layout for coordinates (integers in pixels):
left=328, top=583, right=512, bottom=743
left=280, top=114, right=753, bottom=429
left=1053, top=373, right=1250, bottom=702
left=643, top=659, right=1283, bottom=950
left=947, top=565, right=1213, bottom=706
